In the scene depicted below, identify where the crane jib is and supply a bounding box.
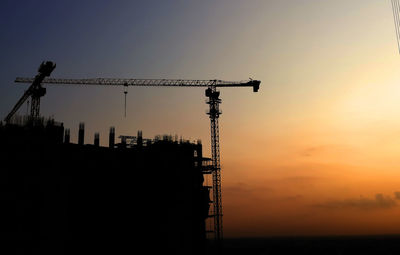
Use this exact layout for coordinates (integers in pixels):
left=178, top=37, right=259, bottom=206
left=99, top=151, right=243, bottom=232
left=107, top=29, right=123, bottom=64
left=15, top=77, right=260, bottom=91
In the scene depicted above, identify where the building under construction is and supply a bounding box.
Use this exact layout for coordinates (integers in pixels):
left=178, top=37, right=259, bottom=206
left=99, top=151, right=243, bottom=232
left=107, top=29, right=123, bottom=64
left=0, top=117, right=212, bottom=255
left=2, top=61, right=260, bottom=255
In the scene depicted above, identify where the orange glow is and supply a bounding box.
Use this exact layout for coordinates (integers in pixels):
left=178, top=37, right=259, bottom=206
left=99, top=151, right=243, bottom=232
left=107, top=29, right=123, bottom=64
left=3, top=0, right=400, bottom=239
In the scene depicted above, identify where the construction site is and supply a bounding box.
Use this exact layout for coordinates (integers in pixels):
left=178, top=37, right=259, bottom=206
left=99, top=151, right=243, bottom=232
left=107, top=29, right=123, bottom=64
left=1, top=116, right=212, bottom=254
left=1, top=61, right=260, bottom=255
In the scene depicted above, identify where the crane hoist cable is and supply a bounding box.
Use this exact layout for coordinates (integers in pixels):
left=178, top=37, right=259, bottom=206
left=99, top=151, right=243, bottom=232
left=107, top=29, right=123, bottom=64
left=124, top=83, right=128, bottom=118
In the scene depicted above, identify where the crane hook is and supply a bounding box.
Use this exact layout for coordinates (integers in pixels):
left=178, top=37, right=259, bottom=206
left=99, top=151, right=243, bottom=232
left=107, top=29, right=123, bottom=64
left=123, top=83, right=128, bottom=118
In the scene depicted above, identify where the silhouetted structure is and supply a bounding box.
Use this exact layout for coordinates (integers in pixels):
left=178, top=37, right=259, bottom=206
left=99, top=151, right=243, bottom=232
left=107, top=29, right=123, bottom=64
left=0, top=118, right=211, bottom=255
left=13, top=67, right=261, bottom=243
left=78, top=122, right=84, bottom=145
left=109, top=126, right=115, bottom=149
left=94, top=132, right=99, bottom=146
left=4, top=61, right=56, bottom=123
left=64, top=128, right=70, bottom=144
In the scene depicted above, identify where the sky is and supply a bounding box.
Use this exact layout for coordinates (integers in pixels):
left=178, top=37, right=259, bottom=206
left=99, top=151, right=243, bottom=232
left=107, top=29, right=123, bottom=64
left=1, top=0, right=400, bottom=238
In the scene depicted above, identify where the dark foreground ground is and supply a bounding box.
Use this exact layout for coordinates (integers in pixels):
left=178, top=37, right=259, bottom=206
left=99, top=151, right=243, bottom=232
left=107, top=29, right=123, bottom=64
left=210, top=235, right=400, bottom=255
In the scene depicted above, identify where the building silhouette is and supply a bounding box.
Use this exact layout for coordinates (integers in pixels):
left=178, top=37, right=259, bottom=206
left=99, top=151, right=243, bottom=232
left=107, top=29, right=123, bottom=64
left=0, top=117, right=211, bottom=255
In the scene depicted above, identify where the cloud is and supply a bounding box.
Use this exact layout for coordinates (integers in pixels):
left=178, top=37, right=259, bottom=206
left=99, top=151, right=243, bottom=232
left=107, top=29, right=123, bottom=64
left=300, top=144, right=353, bottom=157
left=301, top=146, right=325, bottom=157
left=223, top=182, right=273, bottom=194
left=283, top=195, right=303, bottom=201
left=283, top=176, right=319, bottom=182
left=395, top=191, right=400, bottom=200
left=313, top=193, right=398, bottom=210
left=279, top=176, right=320, bottom=189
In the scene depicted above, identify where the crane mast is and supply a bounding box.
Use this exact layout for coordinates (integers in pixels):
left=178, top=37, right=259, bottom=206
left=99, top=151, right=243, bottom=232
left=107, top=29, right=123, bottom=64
left=6, top=62, right=260, bottom=246
left=206, top=85, right=223, bottom=242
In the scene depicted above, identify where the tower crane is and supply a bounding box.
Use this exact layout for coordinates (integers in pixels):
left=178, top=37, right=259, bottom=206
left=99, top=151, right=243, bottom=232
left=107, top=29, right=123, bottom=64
left=4, top=61, right=56, bottom=123
left=4, top=61, right=260, bottom=244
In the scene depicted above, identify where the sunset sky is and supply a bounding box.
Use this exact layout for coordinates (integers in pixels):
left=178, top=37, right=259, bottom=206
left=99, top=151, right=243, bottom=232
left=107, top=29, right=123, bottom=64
left=1, top=0, right=400, bottom=238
